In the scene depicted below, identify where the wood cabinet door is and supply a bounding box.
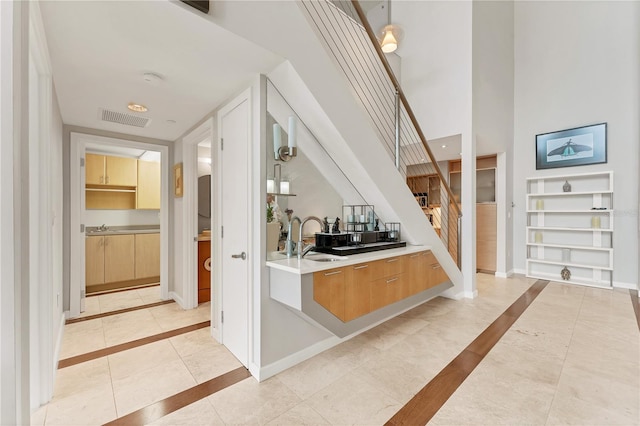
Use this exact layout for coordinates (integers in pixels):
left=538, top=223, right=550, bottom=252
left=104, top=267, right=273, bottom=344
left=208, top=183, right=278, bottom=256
left=344, top=263, right=372, bottom=321
left=407, top=251, right=426, bottom=295
left=476, top=203, right=497, bottom=271
left=85, top=153, right=105, bottom=185
left=85, top=236, right=105, bottom=286
left=135, top=233, right=161, bottom=279
left=426, top=259, right=449, bottom=288
left=370, top=274, right=402, bottom=311
left=105, top=156, right=137, bottom=186
left=313, top=268, right=345, bottom=320
left=104, top=234, right=135, bottom=282
left=137, top=160, right=161, bottom=209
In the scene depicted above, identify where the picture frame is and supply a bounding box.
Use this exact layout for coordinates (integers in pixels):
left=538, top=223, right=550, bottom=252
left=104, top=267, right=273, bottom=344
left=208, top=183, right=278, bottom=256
left=536, top=123, right=607, bottom=170
left=173, top=163, right=183, bottom=197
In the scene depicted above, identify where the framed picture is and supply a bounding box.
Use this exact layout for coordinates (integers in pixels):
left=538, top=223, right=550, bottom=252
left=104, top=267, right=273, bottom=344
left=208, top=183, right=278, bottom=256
left=536, top=123, right=607, bottom=170
left=173, top=163, right=183, bottom=197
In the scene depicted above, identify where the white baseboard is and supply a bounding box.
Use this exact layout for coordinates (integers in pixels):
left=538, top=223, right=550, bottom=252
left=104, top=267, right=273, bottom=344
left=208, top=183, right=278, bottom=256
left=170, top=291, right=185, bottom=309
left=463, top=290, right=478, bottom=299
left=440, top=288, right=465, bottom=300
left=495, top=269, right=514, bottom=278
left=513, top=268, right=526, bottom=275
left=258, top=336, right=342, bottom=381
left=613, top=281, right=638, bottom=290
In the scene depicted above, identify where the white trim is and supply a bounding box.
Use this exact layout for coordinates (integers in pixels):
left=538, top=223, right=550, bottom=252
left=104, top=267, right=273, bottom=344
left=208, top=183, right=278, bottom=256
left=69, top=133, right=170, bottom=318
left=496, top=152, right=507, bottom=275
left=463, top=290, right=479, bottom=299
left=495, top=269, right=514, bottom=278
left=612, top=281, right=636, bottom=290
left=181, top=118, right=214, bottom=311
left=169, top=291, right=185, bottom=309
left=513, top=268, right=527, bottom=275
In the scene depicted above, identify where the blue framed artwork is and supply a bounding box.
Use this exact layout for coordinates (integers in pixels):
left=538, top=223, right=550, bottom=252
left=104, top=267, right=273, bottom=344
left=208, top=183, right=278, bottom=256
left=535, top=123, right=607, bottom=170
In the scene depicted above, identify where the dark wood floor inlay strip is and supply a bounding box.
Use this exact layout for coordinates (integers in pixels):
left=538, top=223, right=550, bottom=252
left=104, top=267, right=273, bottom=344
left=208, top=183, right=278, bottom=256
left=631, top=289, right=640, bottom=332
left=65, top=300, right=174, bottom=324
left=103, top=366, right=251, bottom=426
left=386, top=280, right=549, bottom=426
left=58, top=321, right=210, bottom=369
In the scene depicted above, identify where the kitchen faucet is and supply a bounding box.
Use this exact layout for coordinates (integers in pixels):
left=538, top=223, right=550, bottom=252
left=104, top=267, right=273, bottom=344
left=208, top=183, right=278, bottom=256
left=297, top=216, right=323, bottom=259
left=285, top=216, right=301, bottom=257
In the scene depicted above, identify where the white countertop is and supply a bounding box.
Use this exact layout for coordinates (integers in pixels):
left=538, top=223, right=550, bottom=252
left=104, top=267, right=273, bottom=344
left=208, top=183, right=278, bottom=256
left=266, top=244, right=431, bottom=275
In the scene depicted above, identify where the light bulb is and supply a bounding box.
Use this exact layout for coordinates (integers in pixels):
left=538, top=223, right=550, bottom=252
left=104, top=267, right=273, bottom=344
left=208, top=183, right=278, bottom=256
left=381, top=25, right=398, bottom=53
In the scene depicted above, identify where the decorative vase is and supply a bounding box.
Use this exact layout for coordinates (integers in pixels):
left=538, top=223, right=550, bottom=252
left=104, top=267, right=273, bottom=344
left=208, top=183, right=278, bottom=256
left=561, top=266, right=571, bottom=281
left=563, top=180, right=572, bottom=192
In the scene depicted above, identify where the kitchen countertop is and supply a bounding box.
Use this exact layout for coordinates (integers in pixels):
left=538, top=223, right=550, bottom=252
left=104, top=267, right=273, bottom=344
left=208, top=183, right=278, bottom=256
left=85, top=225, right=160, bottom=236
left=266, top=244, right=431, bottom=275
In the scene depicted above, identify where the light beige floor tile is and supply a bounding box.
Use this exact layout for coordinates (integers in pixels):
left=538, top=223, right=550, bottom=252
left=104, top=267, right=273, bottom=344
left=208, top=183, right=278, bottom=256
left=148, top=302, right=211, bottom=331
left=546, top=391, right=639, bottom=426
left=45, top=382, right=116, bottom=426
left=101, top=309, right=163, bottom=346
left=136, top=285, right=163, bottom=304
left=306, top=372, right=401, bottom=425
left=30, top=405, right=47, bottom=426
left=58, top=319, right=105, bottom=359
left=53, top=358, right=111, bottom=400
left=169, top=327, right=217, bottom=358
left=321, top=332, right=381, bottom=367
left=112, top=358, right=197, bottom=417
left=265, top=401, right=329, bottom=426
left=209, top=377, right=301, bottom=425
left=147, top=398, right=224, bottom=426
left=99, top=290, right=145, bottom=313
left=384, top=332, right=459, bottom=379
left=180, top=345, right=242, bottom=383
left=356, top=351, right=430, bottom=402
left=76, top=296, right=100, bottom=318
left=108, top=340, right=181, bottom=380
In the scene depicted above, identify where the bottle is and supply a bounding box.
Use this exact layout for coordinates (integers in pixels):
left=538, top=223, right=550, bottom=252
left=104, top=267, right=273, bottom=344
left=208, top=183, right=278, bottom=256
left=563, top=180, right=571, bottom=192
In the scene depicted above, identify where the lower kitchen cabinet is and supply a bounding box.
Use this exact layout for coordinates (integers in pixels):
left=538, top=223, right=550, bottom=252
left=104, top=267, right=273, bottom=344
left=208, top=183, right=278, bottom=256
left=104, top=234, right=135, bottom=283
left=313, top=250, right=450, bottom=322
left=135, top=233, right=160, bottom=279
left=86, top=236, right=105, bottom=285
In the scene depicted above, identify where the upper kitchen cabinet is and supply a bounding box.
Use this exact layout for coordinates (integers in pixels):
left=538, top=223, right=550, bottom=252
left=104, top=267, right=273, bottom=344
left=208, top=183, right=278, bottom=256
left=137, top=160, right=161, bottom=210
left=86, top=153, right=137, bottom=187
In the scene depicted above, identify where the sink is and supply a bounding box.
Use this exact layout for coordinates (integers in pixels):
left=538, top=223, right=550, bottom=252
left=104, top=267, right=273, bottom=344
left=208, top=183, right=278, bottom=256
left=310, top=258, right=345, bottom=262
left=306, top=253, right=347, bottom=262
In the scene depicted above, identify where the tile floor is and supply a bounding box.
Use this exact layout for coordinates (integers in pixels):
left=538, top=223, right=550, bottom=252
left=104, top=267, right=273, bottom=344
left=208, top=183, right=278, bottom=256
left=32, top=275, right=640, bottom=425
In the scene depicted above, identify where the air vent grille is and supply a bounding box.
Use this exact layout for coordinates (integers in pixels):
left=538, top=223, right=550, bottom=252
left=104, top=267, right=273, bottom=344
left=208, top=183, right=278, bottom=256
left=99, top=108, right=151, bottom=128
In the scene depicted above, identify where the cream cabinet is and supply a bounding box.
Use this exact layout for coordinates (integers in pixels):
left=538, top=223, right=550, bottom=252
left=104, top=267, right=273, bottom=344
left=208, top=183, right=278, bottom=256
left=104, top=234, right=135, bottom=283
left=137, top=160, right=161, bottom=210
left=85, top=236, right=105, bottom=285
left=135, top=233, right=160, bottom=279
left=86, top=153, right=137, bottom=187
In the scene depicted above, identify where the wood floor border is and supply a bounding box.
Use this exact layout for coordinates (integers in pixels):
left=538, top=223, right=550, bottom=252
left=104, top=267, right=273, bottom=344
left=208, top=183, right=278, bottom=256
left=58, top=321, right=210, bottom=369
left=86, top=283, right=160, bottom=297
left=103, top=366, right=251, bottom=426
left=386, top=279, right=549, bottom=426
left=630, top=289, right=640, bottom=332
left=65, top=300, right=174, bottom=324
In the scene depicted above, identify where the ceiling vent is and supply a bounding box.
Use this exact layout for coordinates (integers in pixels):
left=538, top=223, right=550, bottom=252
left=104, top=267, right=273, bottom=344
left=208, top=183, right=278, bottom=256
left=98, top=108, right=151, bottom=128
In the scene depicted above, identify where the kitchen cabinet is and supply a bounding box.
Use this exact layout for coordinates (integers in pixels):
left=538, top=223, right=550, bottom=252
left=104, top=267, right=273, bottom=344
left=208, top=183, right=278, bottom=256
left=86, top=153, right=137, bottom=187
left=104, top=234, right=135, bottom=283
left=137, top=160, right=161, bottom=209
left=313, top=267, right=346, bottom=320
left=135, top=233, right=160, bottom=279
left=407, top=174, right=441, bottom=206
left=85, top=236, right=105, bottom=285
left=313, top=250, right=449, bottom=322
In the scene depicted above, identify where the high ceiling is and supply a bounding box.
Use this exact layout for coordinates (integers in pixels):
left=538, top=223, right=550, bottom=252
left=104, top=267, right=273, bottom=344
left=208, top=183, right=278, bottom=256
left=40, top=1, right=283, bottom=141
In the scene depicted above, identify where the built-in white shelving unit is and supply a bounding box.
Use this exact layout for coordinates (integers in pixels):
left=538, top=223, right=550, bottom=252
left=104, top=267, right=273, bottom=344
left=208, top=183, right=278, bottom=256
left=526, top=171, right=613, bottom=288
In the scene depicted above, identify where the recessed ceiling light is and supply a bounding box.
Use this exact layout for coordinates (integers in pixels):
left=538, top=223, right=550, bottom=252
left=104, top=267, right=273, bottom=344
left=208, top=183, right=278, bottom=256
left=420, top=158, right=426, bottom=163
left=459, top=152, right=463, bottom=156
left=127, top=103, right=148, bottom=113
left=441, top=145, right=447, bottom=148
left=166, top=119, right=176, bottom=125
left=143, top=72, right=164, bottom=85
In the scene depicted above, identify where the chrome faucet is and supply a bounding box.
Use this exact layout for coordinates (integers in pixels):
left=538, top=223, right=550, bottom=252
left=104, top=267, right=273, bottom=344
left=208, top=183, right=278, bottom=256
left=285, top=216, right=301, bottom=257
left=297, top=216, right=323, bottom=259
left=98, top=224, right=109, bottom=231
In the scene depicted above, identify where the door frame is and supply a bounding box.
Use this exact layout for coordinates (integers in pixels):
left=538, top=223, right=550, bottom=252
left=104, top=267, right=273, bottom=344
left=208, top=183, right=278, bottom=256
left=180, top=118, right=215, bottom=316
left=69, top=133, right=170, bottom=318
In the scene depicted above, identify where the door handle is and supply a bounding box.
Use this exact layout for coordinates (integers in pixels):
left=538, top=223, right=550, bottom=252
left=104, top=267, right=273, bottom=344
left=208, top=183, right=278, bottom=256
left=231, top=252, right=246, bottom=260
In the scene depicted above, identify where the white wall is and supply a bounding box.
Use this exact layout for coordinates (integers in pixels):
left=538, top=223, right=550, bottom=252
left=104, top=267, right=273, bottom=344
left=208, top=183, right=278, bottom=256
left=513, top=1, right=640, bottom=287
left=84, top=210, right=160, bottom=227
left=472, top=1, right=515, bottom=275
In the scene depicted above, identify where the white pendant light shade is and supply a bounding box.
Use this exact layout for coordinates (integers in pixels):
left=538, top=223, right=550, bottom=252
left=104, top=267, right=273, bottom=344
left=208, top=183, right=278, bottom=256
left=381, top=25, right=398, bottom=53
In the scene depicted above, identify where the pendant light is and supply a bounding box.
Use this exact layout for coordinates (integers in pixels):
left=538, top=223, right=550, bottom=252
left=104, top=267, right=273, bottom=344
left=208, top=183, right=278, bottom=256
left=380, top=0, right=400, bottom=53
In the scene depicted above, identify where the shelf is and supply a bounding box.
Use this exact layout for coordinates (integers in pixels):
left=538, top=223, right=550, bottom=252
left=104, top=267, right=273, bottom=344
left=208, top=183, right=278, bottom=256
left=267, top=192, right=297, bottom=197
left=526, top=258, right=612, bottom=271
left=526, top=171, right=613, bottom=182
left=86, top=187, right=136, bottom=193
left=526, top=226, right=613, bottom=232
left=527, top=209, right=613, bottom=213
left=525, top=272, right=611, bottom=289
left=526, top=191, right=612, bottom=197
left=526, top=243, right=612, bottom=251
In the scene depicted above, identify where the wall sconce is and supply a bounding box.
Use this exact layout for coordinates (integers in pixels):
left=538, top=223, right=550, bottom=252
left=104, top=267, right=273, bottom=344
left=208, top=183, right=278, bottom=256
left=275, top=116, right=297, bottom=162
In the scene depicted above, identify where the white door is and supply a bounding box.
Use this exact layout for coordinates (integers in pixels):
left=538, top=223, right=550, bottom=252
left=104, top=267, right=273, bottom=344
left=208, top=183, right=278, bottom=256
left=220, top=97, right=250, bottom=367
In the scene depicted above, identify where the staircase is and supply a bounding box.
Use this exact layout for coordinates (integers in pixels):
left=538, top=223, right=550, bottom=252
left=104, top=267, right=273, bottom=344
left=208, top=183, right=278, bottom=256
left=207, top=0, right=463, bottom=290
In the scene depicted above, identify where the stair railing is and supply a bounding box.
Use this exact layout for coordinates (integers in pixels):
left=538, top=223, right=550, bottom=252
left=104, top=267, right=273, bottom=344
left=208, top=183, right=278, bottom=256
left=300, top=0, right=462, bottom=267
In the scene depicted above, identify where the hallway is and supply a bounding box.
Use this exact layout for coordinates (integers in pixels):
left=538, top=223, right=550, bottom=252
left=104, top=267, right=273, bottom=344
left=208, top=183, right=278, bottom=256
left=32, top=275, right=639, bottom=425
